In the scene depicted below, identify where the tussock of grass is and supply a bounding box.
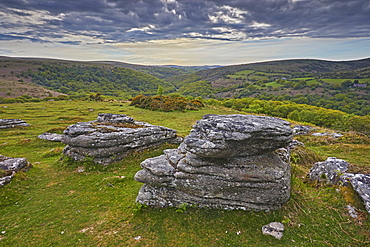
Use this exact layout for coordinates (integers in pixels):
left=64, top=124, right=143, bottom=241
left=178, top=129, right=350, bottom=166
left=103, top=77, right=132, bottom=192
left=0, top=101, right=369, bottom=246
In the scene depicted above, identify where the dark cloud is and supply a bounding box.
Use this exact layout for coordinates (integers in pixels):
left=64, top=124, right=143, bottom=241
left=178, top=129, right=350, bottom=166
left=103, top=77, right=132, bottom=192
left=0, top=0, right=369, bottom=44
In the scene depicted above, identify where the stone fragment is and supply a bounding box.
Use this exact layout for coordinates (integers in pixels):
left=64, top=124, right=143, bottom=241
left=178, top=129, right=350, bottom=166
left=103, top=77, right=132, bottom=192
left=38, top=133, right=64, bottom=142
left=311, top=132, right=343, bottom=138
left=62, top=113, right=179, bottom=165
left=346, top=205, right=358, bottom=218
left=0, top=174, right=13, bottom=187
left=135, top=114, right=293, bottom=211
left=262, top=222, right=284, bottom=240
left=0, top=119, right=30, bottom=129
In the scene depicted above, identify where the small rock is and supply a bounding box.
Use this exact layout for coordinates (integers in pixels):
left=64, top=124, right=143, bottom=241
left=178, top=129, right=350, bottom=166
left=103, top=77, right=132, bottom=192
left=293, top=125, right=314, bottom=135
left=311, top=132, right=328, bottom=137
left=38, top=133, right=64, bottom=142
left=332, top=133, right=343, bottom=138
left=262, top=222, right=284, bottom=240
left=0, top=155, right=31, bottom=187
left=346, top=205, right=358, bottom=218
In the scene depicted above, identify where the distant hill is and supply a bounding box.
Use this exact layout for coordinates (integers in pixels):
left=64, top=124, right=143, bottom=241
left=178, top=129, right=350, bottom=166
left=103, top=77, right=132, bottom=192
left=0, top=56, right=369, bottom=115
left=173, top=57, right=370, bottom=83
left=0, top=56, right=182, bottom=98
left=90, top=61, right=215, bottom=79
left=167, top=58, right=370, bottom=116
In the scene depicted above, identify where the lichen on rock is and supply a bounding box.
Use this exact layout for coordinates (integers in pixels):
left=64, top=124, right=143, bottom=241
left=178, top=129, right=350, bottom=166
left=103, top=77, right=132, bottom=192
left=61, top=113, right=180, bottom=165
left=135, top=114, right=293, bottom=211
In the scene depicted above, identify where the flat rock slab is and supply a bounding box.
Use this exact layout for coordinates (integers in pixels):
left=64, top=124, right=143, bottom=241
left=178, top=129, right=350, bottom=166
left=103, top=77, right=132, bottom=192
left=183, top=114, right=293, bottom=157
left=62, top=113, right=179, bottom=165
left=38, top=133, right=64, bottom=142
left=0, top=119, right=30, bottom=129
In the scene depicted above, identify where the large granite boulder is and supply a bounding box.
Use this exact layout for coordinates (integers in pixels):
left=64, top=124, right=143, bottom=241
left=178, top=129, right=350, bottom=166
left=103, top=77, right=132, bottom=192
left=0, top=119, right=30, bottom=129
left=62, top=113, right=179, bottom=165
left=0, top=155, right=31, bottom=187
left=135, top=114, right=293, bottom=211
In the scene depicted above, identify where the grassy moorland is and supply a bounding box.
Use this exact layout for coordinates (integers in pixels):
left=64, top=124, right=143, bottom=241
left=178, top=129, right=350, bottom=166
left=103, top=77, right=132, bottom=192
left=0, top=100, right=369, bottom=246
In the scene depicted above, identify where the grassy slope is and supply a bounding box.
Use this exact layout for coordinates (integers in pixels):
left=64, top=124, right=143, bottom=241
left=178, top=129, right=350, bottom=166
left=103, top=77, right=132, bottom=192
left=0, top=59, right=65, bottom=98
left=0, top=101, right=369, bottom=246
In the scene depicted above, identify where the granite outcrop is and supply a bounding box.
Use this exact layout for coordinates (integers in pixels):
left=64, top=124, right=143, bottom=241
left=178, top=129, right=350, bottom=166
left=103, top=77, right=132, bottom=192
left=61, top=113, right=179, bottom=165
left=135, top=114, right=293, bottom=211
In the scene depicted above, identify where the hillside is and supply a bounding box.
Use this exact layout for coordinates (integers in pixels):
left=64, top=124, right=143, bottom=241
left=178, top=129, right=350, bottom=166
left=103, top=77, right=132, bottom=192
left=93, top=61, right=218, bottom=79
left=0, top=57, right=65, bottom=98
left=168, top=58, right=370, bottom=116
left=0, top=57, right=178, bottom=98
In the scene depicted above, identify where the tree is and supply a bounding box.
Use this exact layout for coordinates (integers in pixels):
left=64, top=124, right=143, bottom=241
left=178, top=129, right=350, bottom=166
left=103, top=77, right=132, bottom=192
left=157, top=85, right=164, bottom=96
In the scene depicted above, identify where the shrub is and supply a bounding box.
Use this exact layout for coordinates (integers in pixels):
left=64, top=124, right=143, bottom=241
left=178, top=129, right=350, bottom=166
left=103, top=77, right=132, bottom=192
left=129, top=95, right=204, bottom=112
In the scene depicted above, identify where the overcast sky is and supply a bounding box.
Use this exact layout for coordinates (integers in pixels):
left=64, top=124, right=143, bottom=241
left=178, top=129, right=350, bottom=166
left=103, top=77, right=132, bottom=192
left=1, top=0, right=370, bottom=65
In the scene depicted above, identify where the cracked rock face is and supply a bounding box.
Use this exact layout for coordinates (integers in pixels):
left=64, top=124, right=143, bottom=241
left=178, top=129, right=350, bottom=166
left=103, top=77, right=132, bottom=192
left=61, top=113, right=179, bottom=165
left=135, top=114, right=293, bottom=211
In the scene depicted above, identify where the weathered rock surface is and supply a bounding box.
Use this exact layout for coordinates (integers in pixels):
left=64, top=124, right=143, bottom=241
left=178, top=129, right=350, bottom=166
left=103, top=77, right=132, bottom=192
left=341, top=173, right=370, bottom=214
left=309, top=157, right=370, bottom=215
left=62, top=113, right=179, bottom=165
left=0, top=155, right=31, bottom=187
left=293, top=125, right=315, bottom=135
left=183, top=114, right=293, bottom=157
left=0, top=119, right=30, bottom=129
left=135, top=114, right=293, bottom=211
left=309, top=157, right=349, bottom=184
left=262, top=222, right=285, bottom=240
left=38, top=133, right=64, bottom=142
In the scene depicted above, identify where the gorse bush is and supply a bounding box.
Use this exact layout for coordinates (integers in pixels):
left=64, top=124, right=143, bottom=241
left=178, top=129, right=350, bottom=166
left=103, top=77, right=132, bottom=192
left=130, top=95, right=204, bottom=112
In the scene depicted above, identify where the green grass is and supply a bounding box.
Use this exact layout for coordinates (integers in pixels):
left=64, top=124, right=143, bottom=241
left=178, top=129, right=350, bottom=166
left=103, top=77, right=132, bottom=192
left=265, top=81, right=284, bottom=88
left=321, top=78, right=370, bottom=84
left=0, top=100, right=369, bottom=246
